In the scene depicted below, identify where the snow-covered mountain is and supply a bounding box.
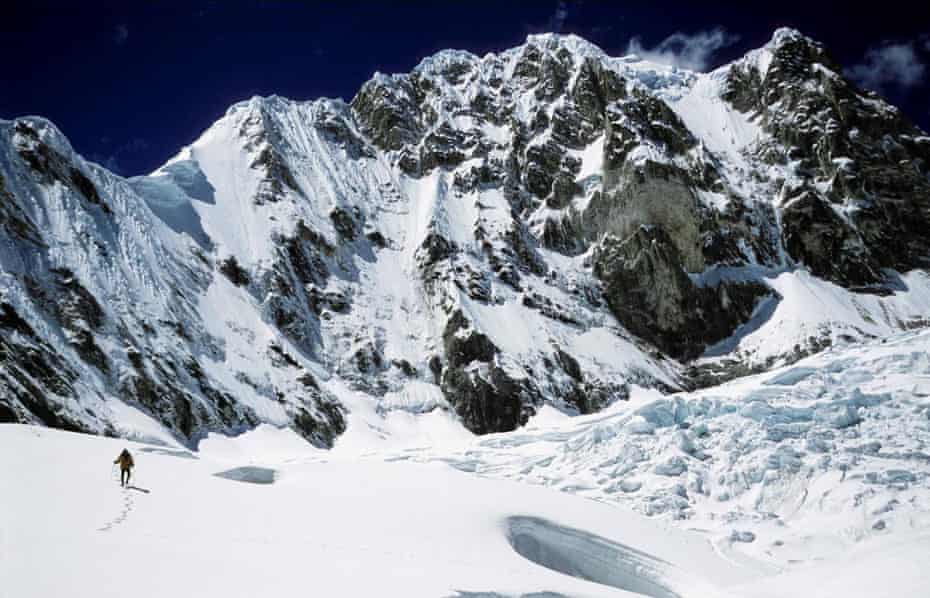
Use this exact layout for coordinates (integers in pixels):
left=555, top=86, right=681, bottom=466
left=2, top=28, right=930, bottom=449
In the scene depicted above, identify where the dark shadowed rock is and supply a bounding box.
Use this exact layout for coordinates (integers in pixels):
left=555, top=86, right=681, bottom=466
left=219, top=255, right=250, bottom=287
left=781, top=189, right=883, bottom=288
left=594, top=226, right=772, bottom=360
left=442, top=364, right=539, bottom=434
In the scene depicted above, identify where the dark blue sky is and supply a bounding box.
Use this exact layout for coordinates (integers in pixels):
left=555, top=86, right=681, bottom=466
left=3, top=1, right=929, bottom=176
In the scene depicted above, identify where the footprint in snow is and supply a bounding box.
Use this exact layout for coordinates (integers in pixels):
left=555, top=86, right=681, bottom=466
left=97, top=488, right=135, bottom=532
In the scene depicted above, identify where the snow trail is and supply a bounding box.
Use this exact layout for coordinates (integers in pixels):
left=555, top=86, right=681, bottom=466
left=97, top=489, right=134, bottom=532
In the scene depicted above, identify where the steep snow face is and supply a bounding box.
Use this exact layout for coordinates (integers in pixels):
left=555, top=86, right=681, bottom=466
left=0, top=117, right=214, bottom=435
left=669, top=69, right=762, bottom=165
left=0, top=116, right=346, bottom=447
left=3, top=28, right=930, bottom=446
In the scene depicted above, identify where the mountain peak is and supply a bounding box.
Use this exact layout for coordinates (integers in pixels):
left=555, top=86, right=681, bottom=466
left=4, top=115, right=77, bottom=159
left=768, top=26, right=819, bottom=49
left=524, top=32, right=607, bottom=56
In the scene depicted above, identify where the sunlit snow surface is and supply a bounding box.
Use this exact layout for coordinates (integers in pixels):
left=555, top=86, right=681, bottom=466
left=5, top=328, right=930, bottom=597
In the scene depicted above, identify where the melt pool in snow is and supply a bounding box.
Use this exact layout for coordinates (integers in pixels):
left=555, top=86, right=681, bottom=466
left=138, top=446, right=198, bottom=459
left=213, top=466, right=277, bottom=484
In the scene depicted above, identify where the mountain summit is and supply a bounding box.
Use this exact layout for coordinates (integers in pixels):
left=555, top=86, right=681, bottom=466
left=2, top=29, right=929, bottom=446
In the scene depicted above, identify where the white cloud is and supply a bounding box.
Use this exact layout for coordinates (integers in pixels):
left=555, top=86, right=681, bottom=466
left=91, top=138, right=148, bottom=175
left=549, top=1, right=569, bottom=33
left=625, top=27, right=739, bottom=72
left=102, top=155, right=122, bottom=173
left=846, top=41, right=926, bottom=91
left=114, top=24, right=129, bottom=46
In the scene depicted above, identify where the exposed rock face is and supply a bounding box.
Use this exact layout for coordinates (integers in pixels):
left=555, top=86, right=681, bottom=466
left=586, top=161, right=706, bottom=272
left=2, top=29, right=929, bottom=443
left=0, top=300, right=83, bottom=430
left=438, top=309, right=540, bottom=434
left=442, top=364, right=538, bottom=433
left=351, top=75, right=425, bottom=153
left=219, top=256, right=250, bottom=286
left=594, top=226, right=772, bottom=360
left=780, top=190, right=882, bottom=289
left=26, top=267, right=109, bottom=374
left=723, top=28, right=930, bottom=287
left=12, top=121, right=111, bottom=215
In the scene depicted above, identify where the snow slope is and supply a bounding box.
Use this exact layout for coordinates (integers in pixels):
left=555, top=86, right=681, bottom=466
left=2, top=424, right=759, bottom=598
left=701, top=269, right=930, bottom=365
left=5, top=354, right=929, bottom=598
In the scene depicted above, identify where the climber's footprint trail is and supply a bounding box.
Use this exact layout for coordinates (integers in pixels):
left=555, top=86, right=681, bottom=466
left=98, top=488, right=135, bottom=532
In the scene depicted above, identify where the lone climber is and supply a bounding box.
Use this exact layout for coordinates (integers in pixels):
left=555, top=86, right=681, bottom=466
left=114, top=448, right=134, bottom=487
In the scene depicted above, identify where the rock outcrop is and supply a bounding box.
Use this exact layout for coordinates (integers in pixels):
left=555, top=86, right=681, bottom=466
left=594, top=226, right=772, bottom=360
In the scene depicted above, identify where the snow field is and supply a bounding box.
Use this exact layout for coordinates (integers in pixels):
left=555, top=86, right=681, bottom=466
left=3, top=424, right=758, bottom=598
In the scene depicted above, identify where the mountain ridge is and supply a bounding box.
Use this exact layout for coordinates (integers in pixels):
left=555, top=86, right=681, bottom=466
left=2, top=28, right=929, bottom=447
